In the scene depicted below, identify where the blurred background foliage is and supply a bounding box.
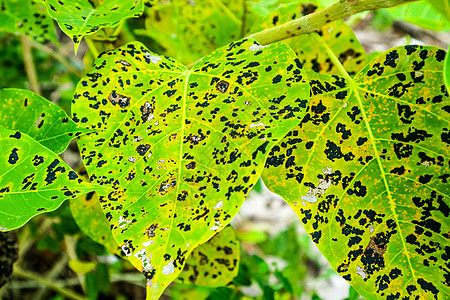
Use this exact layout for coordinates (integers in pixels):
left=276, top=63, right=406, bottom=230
left=0, top=0, right=449, bottom=299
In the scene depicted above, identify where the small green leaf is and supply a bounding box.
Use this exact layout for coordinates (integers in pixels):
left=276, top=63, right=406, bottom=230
left=0, top=0, right=57, bottom=44
left=0, top=127, right=102, bottom=231
left=263, top=43, right=450, bottom=299
left=68, top=259, right=96, bottom=274
left=177, top=226, right=239, bottom=287
left=72, top=39, right=309, bottom=299
left=0, top=88, right=91, bottom=154
left=40, top=0, right=144, bottom=52
left=250, top=2, right=367, bottom=77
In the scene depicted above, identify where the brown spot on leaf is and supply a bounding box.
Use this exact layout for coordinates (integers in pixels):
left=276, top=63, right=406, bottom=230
left=108, top=91, right=130, bottom=108
left=216, top=80, right=229, bottom=93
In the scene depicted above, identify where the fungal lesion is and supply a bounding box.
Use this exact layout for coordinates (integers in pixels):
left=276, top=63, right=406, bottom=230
left=301, top=167, right=333, bottom=204
left=108, top=91, right=131, bottom=108
left=116, top=59, right=131, bottom=66
left=140, top=101, right=154, bottom=122
left=216, top=80, right=229, bottom=93
left=146, top=224, right=158, bottom=238
left=356, top=265, right=367, bottom=280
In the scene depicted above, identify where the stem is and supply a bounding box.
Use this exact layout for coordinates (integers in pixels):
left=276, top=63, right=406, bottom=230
left=248, top=0, right=418, bottom=45
left=13, top=266, right=87, bottom=300
left=29, top=40, right=82, bottom=77
left=20, top=35, right=41, bottom=95
left=32, top=253, right=69, bottom=300
left=64, top=236, right=86, bottom=293
left=84, top=36, right=100, bottom=58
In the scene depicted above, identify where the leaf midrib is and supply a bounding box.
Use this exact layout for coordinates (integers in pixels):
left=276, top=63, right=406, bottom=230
left=311, top=32, right=418, bottom=285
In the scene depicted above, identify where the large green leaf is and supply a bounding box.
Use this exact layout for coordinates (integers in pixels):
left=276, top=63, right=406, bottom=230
left=263, top=42, right=450, bottom=299
left=138, top=0, right=242, bottom=65
left=176, top=226, right=239, bottom=287
left=250, top=2, right=367, bottom=77
left=72, top=39, right=309, bottom=298
left=427, top=0, right=450, bottom=22
left=0, top=0, right=57, bottom=44
left=40, top=0, right=143, bottom=52
left=0, top=127, right=101, bottom=231
left=0, top=89, right=91, bottom=154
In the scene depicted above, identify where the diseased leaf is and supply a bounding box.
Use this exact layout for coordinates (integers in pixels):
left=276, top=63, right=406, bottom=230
left=0, top=89, right=91, bottom=154
left=427, top=0, right=450, bottom=22
left=0, top=0, right=57, bottom=44
left=177, top=226, right=239, bottom=287
left=70, top=166, right=122, bottom=255
left=139, top=0, right=242, bottom=65
left=250, top=2, right=367, bottom=77
left=40, top=0, right=143, bottom=52
left=0, top=127, right=102, bottom=231
left=72, top=39, right=309, bottom=298
left=263, top=44, right=450, bottom=299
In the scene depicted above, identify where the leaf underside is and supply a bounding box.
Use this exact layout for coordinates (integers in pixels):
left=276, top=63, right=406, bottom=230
left=176, top=225, right=239, bottom=287
left=263, top=45, right=450, bottom=299
left=0, top=127, right=96, bottom=231
left=72, top=39, right=309, bottom=298
left=41, top=0, right=143, bottom=52
left=0, top=89, right=90, bottom=154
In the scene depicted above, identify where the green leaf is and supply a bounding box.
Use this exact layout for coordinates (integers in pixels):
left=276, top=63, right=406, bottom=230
left=0, top=88, right=91, bottom=154
left=68, top=259, right=96, bottom=274
left=72, top=39, right=309, bottom=299
left=0, top=127, right=101, bottom=231
left=139, top=0, right=242, bottom=65
left=263, top=42, right=450, bottom=299
left=177, top=226, right=239, bottom=287
left=70, top=167, right=122, bottom=256
left=0, top=0, right=58, bottom=44
left=250, top=2, right=367, bottom=77
left=386, top=1, right=450, bottom=31
left=427, top=0, right=450, bottom=22
left=40, top=0, right=143, bottom=52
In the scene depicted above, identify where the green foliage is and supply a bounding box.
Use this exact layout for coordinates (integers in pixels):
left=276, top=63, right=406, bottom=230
left=40, top=0, right=143, bottom=52
left=263, top=42, right=450, bottom=299
left=385, top=1, right=450, bottom=31
left=72, top=39, right=309, bottom=298
left=427, top=0, right=450, bottom=22
left=0, top=89, right=90, bottom=153
left=0, top=0, right=57, bottom=43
